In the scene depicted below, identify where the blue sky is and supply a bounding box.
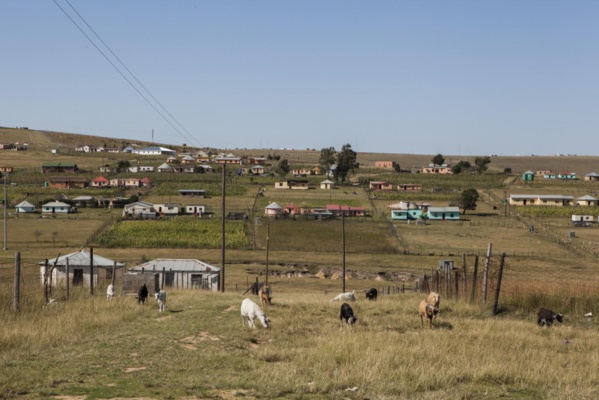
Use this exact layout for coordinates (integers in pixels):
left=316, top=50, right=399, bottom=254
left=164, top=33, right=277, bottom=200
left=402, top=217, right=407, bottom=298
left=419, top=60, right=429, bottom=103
left=2, top=1, right=598, bottom=155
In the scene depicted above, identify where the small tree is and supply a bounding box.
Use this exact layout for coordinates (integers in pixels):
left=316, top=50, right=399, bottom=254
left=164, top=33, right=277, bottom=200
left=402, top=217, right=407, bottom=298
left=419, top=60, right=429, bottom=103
left=474, top=156, right=491, bottom=174
left=117, top=160, right=131, bottom=169
left=432, top=154, right=445, bottom=166
left=458, top=189, right=480, bottom=215
left=451, top=161, right=472, bottom=174
left=273, top=159, right=290, bottom=177
left=393, top=163, right=401, bottom=173
left=319, top=147, right=336, bottom=176
left=335, top=144, right=358, bottom=183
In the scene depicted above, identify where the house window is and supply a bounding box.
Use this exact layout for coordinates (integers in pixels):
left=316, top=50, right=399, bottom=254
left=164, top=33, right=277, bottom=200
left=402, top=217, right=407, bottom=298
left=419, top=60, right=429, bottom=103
left=191, top=274, right=203, bottom=288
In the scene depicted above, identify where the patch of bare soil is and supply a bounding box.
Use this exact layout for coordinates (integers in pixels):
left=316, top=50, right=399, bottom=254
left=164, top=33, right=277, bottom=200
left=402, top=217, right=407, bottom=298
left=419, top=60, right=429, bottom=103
left=155, top=315, right=172, bottom=321
left=207, top=389, right=255, bottom=399
left=178, top=332, right=221, bottom=350
left=223, top=305, right=237, bottom=312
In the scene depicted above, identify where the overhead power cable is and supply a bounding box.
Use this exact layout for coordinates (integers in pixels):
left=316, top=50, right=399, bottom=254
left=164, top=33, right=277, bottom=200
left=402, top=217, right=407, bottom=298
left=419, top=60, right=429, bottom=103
left=52, top=0, right=202, bottom=148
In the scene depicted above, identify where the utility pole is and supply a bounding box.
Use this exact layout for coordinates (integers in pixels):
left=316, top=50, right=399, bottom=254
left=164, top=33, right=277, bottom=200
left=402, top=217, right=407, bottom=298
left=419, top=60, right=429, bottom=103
left=342, top=213, right=346, bottom=293
left=221, top=164, right=226, bottom=292
left=3, top=172, right=8, bottom=250
left=265, top=222, right=270, bottom=287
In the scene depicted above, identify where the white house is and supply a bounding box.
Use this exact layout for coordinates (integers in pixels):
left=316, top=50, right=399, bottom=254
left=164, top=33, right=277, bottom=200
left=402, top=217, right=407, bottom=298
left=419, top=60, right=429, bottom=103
left=157, top=163, right=173, bottom=173
left=154, top=203, right=181, bottom=216
left=185, top=204, right=206, bottom=216
left=320, top=179, right=336, bottom=189
left=132, top=146, right=176, bottom=156
left=15, top=200, right=36, bottom=213
left=123, top=201, right=156, bottom=219
left=265, top=202, right=283, bottom=217
left=126, top=259, right=220, bottom=291
left=42, top=201, right=74, bottom=214
left=40, top=249, right=125, bottom=287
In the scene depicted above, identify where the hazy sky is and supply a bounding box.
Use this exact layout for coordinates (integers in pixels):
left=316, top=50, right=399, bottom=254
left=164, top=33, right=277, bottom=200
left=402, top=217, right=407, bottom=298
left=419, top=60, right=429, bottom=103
left=2, top=1, right=598, bottom=155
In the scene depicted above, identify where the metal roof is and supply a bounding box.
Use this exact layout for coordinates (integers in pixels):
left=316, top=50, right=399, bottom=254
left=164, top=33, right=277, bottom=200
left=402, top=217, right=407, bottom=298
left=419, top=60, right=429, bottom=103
left=129, top=259, right=220, bottom=273
left=41, top=250, right=125, bottom=268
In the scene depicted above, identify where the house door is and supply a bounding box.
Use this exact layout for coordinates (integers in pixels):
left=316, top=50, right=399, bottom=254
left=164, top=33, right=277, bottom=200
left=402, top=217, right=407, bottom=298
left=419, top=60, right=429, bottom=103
left=73, top=269, right=83, bottom=286
left=191, top=274, right=203, bottom=289
left=165, top=271, right=175, bottom=287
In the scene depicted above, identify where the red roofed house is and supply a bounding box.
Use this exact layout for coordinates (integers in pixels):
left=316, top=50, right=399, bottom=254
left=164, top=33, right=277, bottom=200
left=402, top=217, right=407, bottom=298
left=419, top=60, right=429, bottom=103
left=91, top=176, right=109, bottom=188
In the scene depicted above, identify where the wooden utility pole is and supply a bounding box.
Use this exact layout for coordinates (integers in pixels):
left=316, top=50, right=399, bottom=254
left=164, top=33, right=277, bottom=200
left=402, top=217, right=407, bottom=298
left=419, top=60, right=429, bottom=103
left=265, top=222, right=270, bottom=286
left=482, top=243, right=492, bottom=303
left=492, top=253, right=507, bottom=315
left=111, top=261, right=116, bottom=286
left=342, top=213, right=346, bottom=293
left=471, top=255, right=479, bottom=303
left=90, top=247, right=94, bottom=295
left=66, top=258, right=70, bottom=299
left=14, top=252, right=20, bottom=312
left=221, top=164, right=226, bottom=292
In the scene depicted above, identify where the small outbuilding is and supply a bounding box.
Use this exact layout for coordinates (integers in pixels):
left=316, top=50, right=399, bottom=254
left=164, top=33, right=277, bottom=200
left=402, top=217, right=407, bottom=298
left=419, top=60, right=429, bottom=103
left=42, top=201, right=75, bottom=214
left=265, top=202, right=283, bottom=217
left=125, top=259, right=220, bottom=292
left=15, top=200, right=36, bottom=213
left=39, top=249, right=125, bottom=287
left=320, top=179, right=336, bottom=189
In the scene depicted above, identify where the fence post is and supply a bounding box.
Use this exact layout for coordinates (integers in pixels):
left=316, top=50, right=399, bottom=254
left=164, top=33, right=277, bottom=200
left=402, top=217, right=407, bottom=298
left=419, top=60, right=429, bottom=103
left=492, top=253, right=507, bottom=315
left=90, top=247, right=94, bottom=296
left=66, top=258, right=70, bottom=300
left=14, top=252, right=20, bottom=312
left=471, top=255, right=479, bottom=303
left=111, top=262, right=116, bottom=287
left=454, top=270, right=459, bottom=301
left=482, top=243, right=492, bottom=303
left=44, top=258, right=49, bottom=304
left=462, top=254, right=467, bottom=298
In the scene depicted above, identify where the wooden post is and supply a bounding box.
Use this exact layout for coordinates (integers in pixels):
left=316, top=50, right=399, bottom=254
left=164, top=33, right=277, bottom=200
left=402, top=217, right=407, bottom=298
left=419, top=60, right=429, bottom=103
left=90, top=247, right=94, bottom=296
left=13, top=252, right=20, bottom=312
left=342, top=213, right=346, bottom=293
left=265, top=222, right=270, bottom=287
left=471, top=255, right=479, bottom=303
left=423, top=273, right=430, bottom=293
left=43, top=259, right=49, bottom=304
left=436, top=270, right=440, bottom=293
left=111, top=261, right=116, bottom=287
left=483, top=243, right=492, bottom=303
left=66, top=258, right=70, bottom=300
left=462, top=254, right=467, bottom=297
left=445, top=267, right=450, bottom=299
left=492, top=253, right=507, bottom=315
left=454, top=270, right=459, bottom=301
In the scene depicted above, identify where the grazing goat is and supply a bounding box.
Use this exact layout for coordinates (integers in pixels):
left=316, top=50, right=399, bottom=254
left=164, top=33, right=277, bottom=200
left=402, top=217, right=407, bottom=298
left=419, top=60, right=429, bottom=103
left=258, top=285, right=272, bottom=307
left=339, top=303, right=358, bottom=329
left=419, top=300, right=439, bottom=329
left=330, top=290, right=356, bottom=302
left=426, top=292, right=440, bottom=309
left=537, top=308, right=563, bottom=327
left=138, top=284, right=148, bottom=304
left=106, top=284, right=115, bottom=301
left=241, top=298, right=270, bottom=329
left=364, top=288, right=378, bottom=301
left=154, top=290, right=166, bottom=312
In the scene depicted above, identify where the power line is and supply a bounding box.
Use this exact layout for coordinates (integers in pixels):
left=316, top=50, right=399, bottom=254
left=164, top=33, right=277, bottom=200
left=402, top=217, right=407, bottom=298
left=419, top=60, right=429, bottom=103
left=52, top=0, right=202, bottom=148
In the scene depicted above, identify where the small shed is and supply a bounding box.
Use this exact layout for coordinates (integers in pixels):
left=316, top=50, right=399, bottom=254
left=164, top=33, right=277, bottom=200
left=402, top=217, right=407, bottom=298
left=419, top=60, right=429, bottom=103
left=576, top=195, right=598, bottom=207
left=584, top=172, right=599, bottom=182
left=125, top=259, right=220, bottom=292
left=521, top=170, right=535, bottom=182
left=15, top=200, right=36, bottom=213
left=40, top=250, right=125, bottom=287
left=320, top=179, right=336, bottom=189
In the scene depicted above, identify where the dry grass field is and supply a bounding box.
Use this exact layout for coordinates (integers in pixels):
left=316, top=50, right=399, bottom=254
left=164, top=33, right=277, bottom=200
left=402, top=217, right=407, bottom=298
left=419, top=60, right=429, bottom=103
left=3, top=127, right=599, bottom=398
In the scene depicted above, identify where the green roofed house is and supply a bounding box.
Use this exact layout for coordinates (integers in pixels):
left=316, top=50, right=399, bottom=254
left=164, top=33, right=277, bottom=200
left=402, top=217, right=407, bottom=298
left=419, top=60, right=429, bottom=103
left=522, top=171, right=535, bottom=182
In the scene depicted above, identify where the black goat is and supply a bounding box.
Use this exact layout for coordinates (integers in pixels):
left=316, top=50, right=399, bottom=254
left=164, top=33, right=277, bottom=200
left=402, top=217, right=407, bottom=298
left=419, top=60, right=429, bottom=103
left=365, top=288, right=378, bottom=301
left=339, top=303, right=358, bottom=329
left=138, top=284, right=149, bottom=304
left=537, top=308, right=563, bottom=327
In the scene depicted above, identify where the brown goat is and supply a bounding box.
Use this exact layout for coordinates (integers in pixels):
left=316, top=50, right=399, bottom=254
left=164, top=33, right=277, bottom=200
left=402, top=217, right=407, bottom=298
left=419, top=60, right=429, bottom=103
left=419, top=300, right=439, bottom=329
left=426, top=292, right=440, bottom=309
left=258, top=285, right=272, bottom=307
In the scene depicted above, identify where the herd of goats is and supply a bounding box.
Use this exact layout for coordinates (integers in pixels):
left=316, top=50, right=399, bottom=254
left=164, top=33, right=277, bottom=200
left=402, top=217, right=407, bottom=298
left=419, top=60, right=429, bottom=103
left=107, top=283, right=567, bottom=330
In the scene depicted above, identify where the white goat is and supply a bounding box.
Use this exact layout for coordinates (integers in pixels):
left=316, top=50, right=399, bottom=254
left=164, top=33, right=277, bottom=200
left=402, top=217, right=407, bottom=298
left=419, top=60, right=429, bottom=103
left=426, top=292, right=440, bottom=309
left=106, top=284, right=115, bottom=301
left=330, top=290, right=356, bottom=302
left=154, top=290, right=166, bottom=312
left=241, top=298, right=270, bottom=329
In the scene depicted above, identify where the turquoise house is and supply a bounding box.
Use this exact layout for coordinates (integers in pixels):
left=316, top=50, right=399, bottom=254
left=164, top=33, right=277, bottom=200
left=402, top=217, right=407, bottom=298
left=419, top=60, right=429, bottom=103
left=427, top=207, right=461, bottom=220
left=391, top=209, right=423, bottom=220
left=522, top=171, right=535, bottom=182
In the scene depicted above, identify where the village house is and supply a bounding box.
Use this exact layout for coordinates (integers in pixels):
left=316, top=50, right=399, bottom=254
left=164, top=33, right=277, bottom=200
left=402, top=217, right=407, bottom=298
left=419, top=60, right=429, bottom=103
left=123, top=201, right=157, bottom=219
left=247, top=156, right=268, bottom=165
left=140, top=177, right=153, bottom=187
left=576, top=195, right=598, bottom=206
left=214, top=156, right=242, bottom=165
left=41, top=162, right=78, bottom=173
left=179, top=189, right=206, bottom=198
left=40, top=249, right=125, bottom=288
left=46, top=176, right=88, bottom=189
left=397, top=184, right=421, bottom=191
left=157, top=163, right=173, bottom=173
left=558, top=172, right=577, bottom=180
left=283, top=204, right=299, bottom=216
left=172, top=165, right=196, bottom=173
left=584, top=172, right=599, bottom=181
left=375, top=161, right=397, bottom=169
left=274, top=180, right=309, bottom=190
left=91, top=176, right=109, bottom=187
left=292, top=167, right=312, bottom=176
left=109, top=178, right=125, bottom=187
left=265, top=202, right=283, bottom=217
left=166, top=156, right=178, bottom=164
left=0, top=166, right=14, bottom=173
left=0, top=143, right=15, bottom=150
left=326, top=204, right=366, bottom=218
left=75, top=145, right=100, bottom=152
left=536, top=170, right=552, bottom=177
left=184, top=204, right=206, bottom=216
left=195, top=151, right=211, bottom=163
left=42, top=201, right=75, bottom=214
left=421, top=164, right=452, bottom=174
left=427, top=206, right=461, bottom=220
left=126, top=259, right=220, bottom=291
left=320, top=179, right=335, bottom=189
left=521, top=171, right=535, bottom=182
left=132, top=146, right=176, bottom=156
left=509, top=194, right=573, bottom=207
left=124, top=178, right=141, bottom=187
left=369, top=181, right=394, bottom=191
left=154, top=203, right=181, bottom=216
left=181, top=155, right=196, bottom=165
left=15, top=200, right=36, bottom=213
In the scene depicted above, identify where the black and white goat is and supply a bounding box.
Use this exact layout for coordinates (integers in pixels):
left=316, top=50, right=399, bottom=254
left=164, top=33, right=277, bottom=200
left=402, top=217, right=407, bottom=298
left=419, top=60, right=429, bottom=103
left=155, top=290, right=166, bottom=312
left=537, top=308, right=563, bottom=327
left=339, top=303, right=358, bottom=329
